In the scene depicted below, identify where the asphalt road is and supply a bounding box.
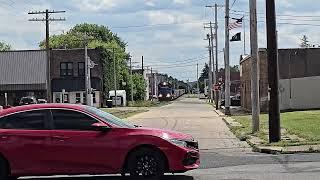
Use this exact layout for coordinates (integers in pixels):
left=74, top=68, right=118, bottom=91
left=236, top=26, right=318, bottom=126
left=23, top=97, right=320, bottom=180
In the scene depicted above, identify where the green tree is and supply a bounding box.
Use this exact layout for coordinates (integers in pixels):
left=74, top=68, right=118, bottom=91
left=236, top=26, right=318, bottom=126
left=39, top=23, right=136, bottom=100
left=131, top=73, right=146, bottom=100
left=230, top=65, right=240, bottom=72
left=300, top=35, right=310, bottom=48
left=199, top=63, right=209, bottom=82
left=0, top=41, right=11, bottom=51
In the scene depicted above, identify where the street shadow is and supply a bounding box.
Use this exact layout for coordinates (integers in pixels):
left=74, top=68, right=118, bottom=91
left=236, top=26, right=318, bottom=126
left=25, top=175, right=194, bottom=180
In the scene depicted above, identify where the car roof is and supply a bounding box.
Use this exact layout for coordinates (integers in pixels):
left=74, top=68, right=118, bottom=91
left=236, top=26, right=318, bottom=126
left=0, top=103, right=87, bottom=117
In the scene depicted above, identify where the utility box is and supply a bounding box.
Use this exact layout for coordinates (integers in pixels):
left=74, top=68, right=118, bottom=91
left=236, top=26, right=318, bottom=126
left=109, top=90, right=127, bottom=107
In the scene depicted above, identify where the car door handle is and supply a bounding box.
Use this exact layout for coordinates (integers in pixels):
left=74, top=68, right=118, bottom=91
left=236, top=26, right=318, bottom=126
left=0, top=136, right=8, bottom=140
left=52, top=136, right=70, bottom=141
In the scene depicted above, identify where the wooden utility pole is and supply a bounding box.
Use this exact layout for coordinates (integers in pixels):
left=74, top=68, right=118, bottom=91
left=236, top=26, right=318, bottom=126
left=249, top=0, right=260, bottom=132
left=28, top=10, right=65, bottom=103
left=214, top=3, right=220, bottom=110
left=130, top=56, right=134, bottom=102
left=206, top=4, right=223, bottom=109
left=205, top=33, right=213, bottom=103
left=266, top=0, right=281, bottom=142
left=113, top=48, right=117, bottom=107
left=197, top=63, right=200, bottom=99
left=224, top=0, right=231, bottom=115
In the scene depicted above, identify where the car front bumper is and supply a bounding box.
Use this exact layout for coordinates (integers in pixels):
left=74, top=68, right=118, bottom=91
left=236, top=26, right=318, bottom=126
left=162, top=145, right=200, bottom=173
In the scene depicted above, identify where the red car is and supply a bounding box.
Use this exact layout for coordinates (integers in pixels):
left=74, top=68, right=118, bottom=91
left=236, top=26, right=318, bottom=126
left=0, top=104, right=199, bottom=179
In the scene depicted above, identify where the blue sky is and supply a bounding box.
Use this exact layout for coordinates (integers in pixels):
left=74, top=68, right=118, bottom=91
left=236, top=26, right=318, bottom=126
left=0, top=0, right=319, bottom=81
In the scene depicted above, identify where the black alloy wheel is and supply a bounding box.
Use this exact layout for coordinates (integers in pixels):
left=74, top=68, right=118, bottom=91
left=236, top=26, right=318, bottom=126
left=128, top=147, right=166, bottom=179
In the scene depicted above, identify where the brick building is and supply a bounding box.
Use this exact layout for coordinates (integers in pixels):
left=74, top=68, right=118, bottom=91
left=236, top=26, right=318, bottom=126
left=240, top=48, right=320, bottom=112
left=51, top=48, right=104, bottom=107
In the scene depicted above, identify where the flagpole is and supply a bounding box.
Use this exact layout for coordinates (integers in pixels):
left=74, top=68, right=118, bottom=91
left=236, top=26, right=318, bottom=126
left=243, top=15, right=246, bottom=55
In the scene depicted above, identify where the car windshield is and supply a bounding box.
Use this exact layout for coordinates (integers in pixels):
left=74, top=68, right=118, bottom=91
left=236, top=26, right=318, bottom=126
left=85, top=106, right=135, bottom=128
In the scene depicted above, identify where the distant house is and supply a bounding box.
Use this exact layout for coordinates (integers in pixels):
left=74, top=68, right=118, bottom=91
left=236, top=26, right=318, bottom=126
left=240, top=48, right=320, bottom=112
left=50, top=48, right=104, bottom=107
left=0, top=50, right=47, bottom=106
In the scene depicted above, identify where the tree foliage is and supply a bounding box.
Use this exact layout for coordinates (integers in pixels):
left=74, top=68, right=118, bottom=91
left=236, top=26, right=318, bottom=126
left=300, top=35, right=310, bottom=48
left=40, top=23, right=146, bottom=101
left=0, top=41, right=11, bottom=51
left=132, top=73, right=147, bottom=100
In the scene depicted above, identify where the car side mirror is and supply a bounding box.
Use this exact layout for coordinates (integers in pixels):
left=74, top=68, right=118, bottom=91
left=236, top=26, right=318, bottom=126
left=91, top=123, right=110, bottom=132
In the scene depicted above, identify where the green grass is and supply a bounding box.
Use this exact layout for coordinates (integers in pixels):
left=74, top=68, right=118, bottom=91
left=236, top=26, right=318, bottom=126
left=101, top=108, right=148, bottom=119
left=232, top=110, right=320, bottom=146
left=128, top=100, right=170, bottom=107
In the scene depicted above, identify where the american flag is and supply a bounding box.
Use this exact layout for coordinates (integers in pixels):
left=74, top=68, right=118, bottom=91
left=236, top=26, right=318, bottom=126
left=229, top=18, right=243, bottom=30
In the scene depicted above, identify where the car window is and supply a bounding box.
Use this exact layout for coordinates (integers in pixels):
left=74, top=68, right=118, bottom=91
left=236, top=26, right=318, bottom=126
left=51, top=109, right=99, bottom=131
left=0, top=110, right=47, bottom=130
left=85, top=106, right=135, bottom=128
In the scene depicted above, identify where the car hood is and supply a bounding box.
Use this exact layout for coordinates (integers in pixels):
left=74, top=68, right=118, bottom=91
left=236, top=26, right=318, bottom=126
left=131, top=127, right=193, bottom=140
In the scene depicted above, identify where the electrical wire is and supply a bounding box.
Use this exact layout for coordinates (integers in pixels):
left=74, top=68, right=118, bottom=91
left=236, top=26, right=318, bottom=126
left=230, top=0, right=238, bottom=9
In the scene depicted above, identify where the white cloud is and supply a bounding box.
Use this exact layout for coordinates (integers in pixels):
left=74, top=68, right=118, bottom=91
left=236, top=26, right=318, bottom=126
left=173, top=0, right=191, bottom=5
left=71, top=0, right=119, bottom=12
left=147, top=11, right=176, bottom=24
left=145, top=0, right=156, bottom=7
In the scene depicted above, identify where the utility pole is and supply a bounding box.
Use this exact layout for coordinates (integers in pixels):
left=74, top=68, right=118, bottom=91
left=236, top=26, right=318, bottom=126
left=214, top=3, right=220, bottom=110
left=151, top=68, right=153, bottom=100
left=142, top=56, right=144, bottom=71
left=84, top=34, right=91, bottom=106
left=130, top=56, right=134, bottom=102
left=197, top=63, right=199, bottom=95
left=210, top=22, right=217, bottom=97
left=249, top=0, right=260, bottom=132
left=205, top=33, right=213, bottom=103
left=113, top=48, right=117, bottom=107
left=206, top=4, right=223, bottom=109
left=266, top=0, right=281, bottom=142
left=243, top=16, right=247, bottom=55
left=224, top=0, right=231, bottom=115
left=28, top=9, right=65, bottom=103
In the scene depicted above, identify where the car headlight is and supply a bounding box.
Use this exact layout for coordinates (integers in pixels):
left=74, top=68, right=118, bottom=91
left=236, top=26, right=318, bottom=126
left=169, top=139, right=188, bottom=147
left=159, top=94, right=163, bottom=97
left=166, top=94, right=171, bottom=98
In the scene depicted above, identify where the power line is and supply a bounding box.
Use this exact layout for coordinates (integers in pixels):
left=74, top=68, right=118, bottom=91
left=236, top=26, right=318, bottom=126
left=145, top=55, right=208, bottom=63
left=230, top=0, right=238, bottom=9
left=146, top=56, right=208, bottom=67
left=230, top=9, right=320, bottom=18
left=110, top=20, right=204, bottom=29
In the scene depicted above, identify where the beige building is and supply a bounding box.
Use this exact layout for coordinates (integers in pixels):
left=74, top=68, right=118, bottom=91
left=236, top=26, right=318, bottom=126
left=240, top=48, right=320, bottom=112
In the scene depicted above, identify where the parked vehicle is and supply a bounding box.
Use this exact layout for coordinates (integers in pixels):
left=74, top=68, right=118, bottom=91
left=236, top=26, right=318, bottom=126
left=221, top=94, right=241, bottom=107
left=37, top=99, right=47, bottom=104
left=0, top=104, right=199, bottom=179
left=19, top=96, right=38, bottom=106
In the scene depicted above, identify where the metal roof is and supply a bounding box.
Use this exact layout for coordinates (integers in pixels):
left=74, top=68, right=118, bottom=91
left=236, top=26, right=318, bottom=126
left=0, top=50, right=47, bottom=89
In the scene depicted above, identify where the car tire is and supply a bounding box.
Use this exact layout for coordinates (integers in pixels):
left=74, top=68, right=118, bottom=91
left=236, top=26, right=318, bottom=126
left=127, top=147, right=166, bottom=179
left=0, top=157, right=9, bottom=180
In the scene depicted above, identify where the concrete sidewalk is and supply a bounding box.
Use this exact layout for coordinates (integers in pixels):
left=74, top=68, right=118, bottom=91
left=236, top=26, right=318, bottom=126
left=128, top=97, right=250, bottom=153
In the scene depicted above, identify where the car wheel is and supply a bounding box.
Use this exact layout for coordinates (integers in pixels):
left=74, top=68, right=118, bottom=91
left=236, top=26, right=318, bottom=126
left=0, top=157, right=9, bottom=180
left=127, top=147, right=166, bottom=179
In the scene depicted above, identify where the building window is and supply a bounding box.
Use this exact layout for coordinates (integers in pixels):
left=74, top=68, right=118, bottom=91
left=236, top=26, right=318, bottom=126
left=78, top=62, right=85, bottom=76
left=93, top=92, right=96, bottom=104
left=63, top=94, right=69, bottom=103
left=82, top=92, right=86, bottom=105
left=76, top=93, right=81, bottom=104
left=60, top=62, right=73, bottom=76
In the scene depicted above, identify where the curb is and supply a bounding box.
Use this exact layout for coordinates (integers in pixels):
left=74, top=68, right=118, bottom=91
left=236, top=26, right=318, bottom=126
left=214, top=109, right=226, bottom=117
left=220, top=115, right=320, bottom=154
